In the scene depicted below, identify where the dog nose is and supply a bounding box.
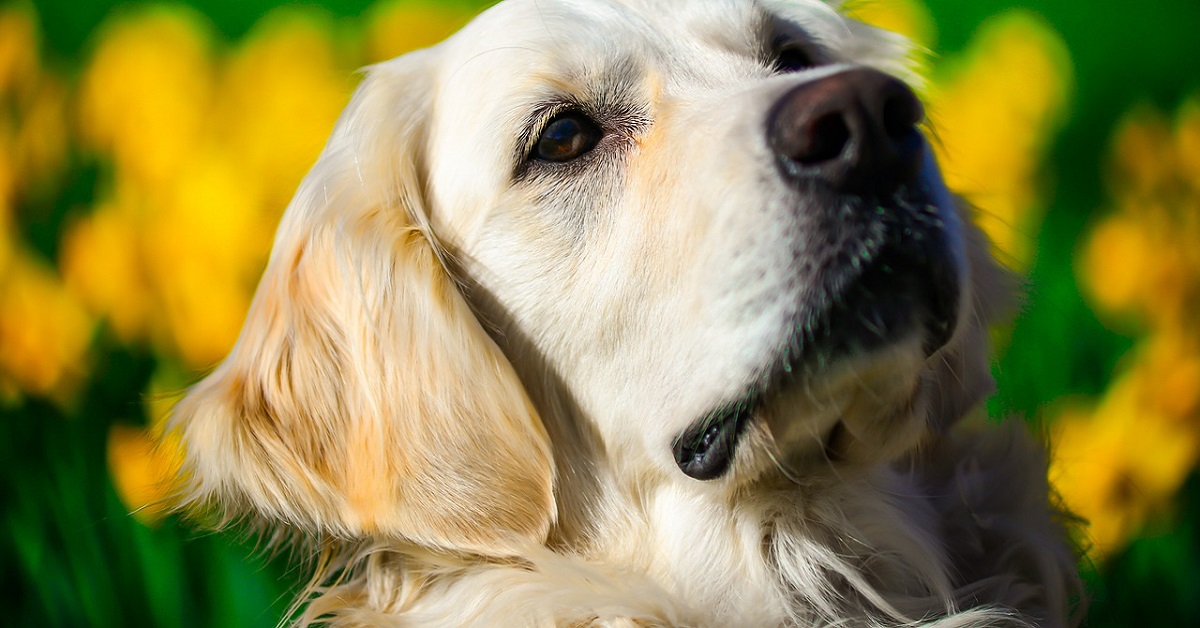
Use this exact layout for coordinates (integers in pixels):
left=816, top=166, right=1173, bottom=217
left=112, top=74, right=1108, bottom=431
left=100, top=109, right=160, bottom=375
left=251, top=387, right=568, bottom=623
left=768, top=68, right=925, bottom=195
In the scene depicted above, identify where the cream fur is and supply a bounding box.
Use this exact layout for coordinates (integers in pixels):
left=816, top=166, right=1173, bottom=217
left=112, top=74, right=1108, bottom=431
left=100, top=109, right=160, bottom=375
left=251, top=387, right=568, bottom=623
left=166, top=1, right=1084, bottom=626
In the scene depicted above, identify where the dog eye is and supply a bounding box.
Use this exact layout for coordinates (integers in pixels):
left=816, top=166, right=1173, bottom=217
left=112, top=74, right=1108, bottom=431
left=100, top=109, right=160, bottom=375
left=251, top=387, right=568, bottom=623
left=774, top=46, right=815, bottom=73
left=534, top=112, right=602, bottom=162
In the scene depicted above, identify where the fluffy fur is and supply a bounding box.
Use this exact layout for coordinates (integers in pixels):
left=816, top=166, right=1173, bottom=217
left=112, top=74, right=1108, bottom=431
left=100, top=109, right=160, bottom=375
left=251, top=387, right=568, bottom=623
left=166, top=0, right=1083, bottom=625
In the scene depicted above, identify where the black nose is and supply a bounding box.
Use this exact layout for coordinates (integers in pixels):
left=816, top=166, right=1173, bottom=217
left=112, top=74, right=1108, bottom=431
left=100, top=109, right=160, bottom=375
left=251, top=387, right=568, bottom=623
left=768, top=68, right=925, bottom=195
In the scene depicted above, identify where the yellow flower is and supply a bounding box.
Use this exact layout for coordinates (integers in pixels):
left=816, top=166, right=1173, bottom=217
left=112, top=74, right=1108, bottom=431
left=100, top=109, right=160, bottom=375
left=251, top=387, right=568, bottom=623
left=214, top=9, right=352, bottom=211
left=13, top=72, right=68, bottom=187
left=93, top=8, right=362, bottom=369
left=74, top=7, right=348, bottom=368
left=1068, top=95, right=1200, bottom=561
left=0, top=5, right=39, bottom=100
left=1051, top=374, right=1198, bottom=557
left=364, top=0, right=475, bottom=64
left=0, top=3, right=42, bottom=267
left=1079, top=211, right=1154, bottom=321
left=77, top=7, right=215, bottom=190
left=1177, top=97, right=1200, bottom=192
left=1135, top=330, right=1200, bottom=422
left=927, top=11, right=1072, bottom=268
left=1, top=127, right=12, bottom=266
left=1108, top=105, right=1175, bottom=200
left=59, top=195, right=153, bottom=343
left=143, top=364, right=189, bottom=431
left=107, top=365, right=188, bottom=527
left=1, top=4, right=66, bottom=189
left=844, top=0, right=938, bottom=50
left=1082, top=100, right=1200, bottom=332
left=107, top=422, right=182, bottom=526
left=0, top=249, right=93, bottom=400
left=143, top=153, right=262, bottom=368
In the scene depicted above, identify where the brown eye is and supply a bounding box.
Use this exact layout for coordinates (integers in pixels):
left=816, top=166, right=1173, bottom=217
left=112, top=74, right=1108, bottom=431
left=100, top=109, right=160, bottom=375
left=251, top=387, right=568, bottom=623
left=534, top=112, right=602, bottom=162
left=774, top=46, right=814, bottom=73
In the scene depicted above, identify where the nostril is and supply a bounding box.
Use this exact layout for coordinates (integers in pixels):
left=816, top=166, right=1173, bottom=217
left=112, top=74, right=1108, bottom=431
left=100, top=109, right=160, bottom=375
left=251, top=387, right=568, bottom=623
left=795, top=112, right=850, bottom=165
left=768, top=68, right=926, bottom=195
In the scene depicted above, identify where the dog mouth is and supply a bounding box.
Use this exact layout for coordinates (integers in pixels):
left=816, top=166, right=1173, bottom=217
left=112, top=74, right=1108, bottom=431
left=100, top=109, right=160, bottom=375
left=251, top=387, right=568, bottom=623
left=672, top=401, right=756, bottom=481
left=673, top=186, right=962, bottom=481
left=794, top=194, right=961, bottom=361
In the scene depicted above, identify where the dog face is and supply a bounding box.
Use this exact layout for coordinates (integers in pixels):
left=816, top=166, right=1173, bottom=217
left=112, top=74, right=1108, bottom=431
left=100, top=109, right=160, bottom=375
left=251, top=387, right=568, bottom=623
left=170, top=0, right=1000, bottom=557
left=425, top=0, right=974, bottom=481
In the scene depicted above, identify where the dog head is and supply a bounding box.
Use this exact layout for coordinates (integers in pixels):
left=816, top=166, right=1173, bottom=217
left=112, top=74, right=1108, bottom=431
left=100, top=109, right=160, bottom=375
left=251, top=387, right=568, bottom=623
left=169, top=0, right=1007, bottom=555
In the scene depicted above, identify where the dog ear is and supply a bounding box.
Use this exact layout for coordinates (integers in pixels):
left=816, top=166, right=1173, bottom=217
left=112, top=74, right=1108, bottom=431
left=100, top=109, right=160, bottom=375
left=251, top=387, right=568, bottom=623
left=167, top=53, right=555, bottom=557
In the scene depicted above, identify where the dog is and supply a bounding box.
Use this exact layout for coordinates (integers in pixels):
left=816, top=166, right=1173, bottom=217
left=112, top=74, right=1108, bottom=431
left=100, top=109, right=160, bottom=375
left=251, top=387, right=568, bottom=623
left=166, top=0, right=1083, bottom=625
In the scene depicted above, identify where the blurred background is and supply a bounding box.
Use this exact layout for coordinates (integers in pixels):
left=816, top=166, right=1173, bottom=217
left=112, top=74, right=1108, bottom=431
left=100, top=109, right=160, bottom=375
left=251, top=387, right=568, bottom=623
left=1, top=0, right=1197, bottom=624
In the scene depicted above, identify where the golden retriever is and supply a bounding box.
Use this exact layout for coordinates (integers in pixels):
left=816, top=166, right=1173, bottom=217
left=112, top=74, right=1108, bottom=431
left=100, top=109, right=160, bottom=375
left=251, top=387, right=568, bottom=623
left=166, top=0, right=1082, bottom=625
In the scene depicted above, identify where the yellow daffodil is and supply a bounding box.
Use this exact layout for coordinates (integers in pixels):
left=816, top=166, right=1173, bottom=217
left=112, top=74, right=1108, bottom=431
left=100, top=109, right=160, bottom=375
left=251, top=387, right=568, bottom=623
left=1, top=129, right=13, bottom=266
left=0, top=249, right=93, bottom=400
left=1177, top=97, right=1200, bottom=190
left=107, top=422, right=182, bottom=526
left=60, top=195, right=153, bottom=343
left=1135, top=330, right=1200, bottom=422
left=0, top=5, right=39, bottom=101
left=0, top=6, right=67, bottom=192
left=13, top=73, right=68, bottom=188
left=1064, top=95, right=1200, bottom=560
left=0, top=4, right=91, bottom=402
left=214, top=10, right=352, bottom=211
left=1, top=5, right=39, bottom=265
left=1081, top=98, right=1200, bottom=332
left=77, top=7, right=215, bottom=190
left=364, top=0, right=475, bottom=64
left=1080, top=212, right=1152, bottom=320
left=926, top=11, right=1072, bottom=268
left=1079, top=206, right=1193, bottom=333
left=1108, top=105, right=1175, bottom=200
left=144, top=152, right=263, bottom=368
left=106, top=366, right=189, bottom=525
left=1051, top=373, right=1198, bottom=557
left=72, top=7, right=354, bottom=368
left=845, top=0, right=938, bottom=50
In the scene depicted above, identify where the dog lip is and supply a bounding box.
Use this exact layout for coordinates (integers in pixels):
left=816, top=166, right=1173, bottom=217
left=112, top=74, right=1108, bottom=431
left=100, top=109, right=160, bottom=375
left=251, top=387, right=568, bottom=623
left=672, top=401, right=756, bottom=480
left=792, top=189, right=962, bottom=366
left=825, top=236, right=959, bottom=357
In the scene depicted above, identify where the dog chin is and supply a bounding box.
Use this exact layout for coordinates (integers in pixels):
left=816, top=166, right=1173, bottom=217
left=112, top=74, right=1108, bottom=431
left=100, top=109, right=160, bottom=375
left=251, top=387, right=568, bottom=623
left=759, top=333, right=931, bottom=473
left=674, top=125, right=966, bottom=483
left=671, top=328, right=937, bottom=482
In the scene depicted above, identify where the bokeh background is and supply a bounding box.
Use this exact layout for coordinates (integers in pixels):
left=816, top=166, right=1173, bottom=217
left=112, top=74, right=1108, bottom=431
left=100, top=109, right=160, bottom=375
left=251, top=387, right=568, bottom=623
left=1, top=0, right=1198, bottom=624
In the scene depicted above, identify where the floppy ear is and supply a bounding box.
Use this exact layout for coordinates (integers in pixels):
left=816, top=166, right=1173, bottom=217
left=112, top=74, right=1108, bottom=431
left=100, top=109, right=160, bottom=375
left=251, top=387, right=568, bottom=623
left=167, top=53, right=555, bottom=556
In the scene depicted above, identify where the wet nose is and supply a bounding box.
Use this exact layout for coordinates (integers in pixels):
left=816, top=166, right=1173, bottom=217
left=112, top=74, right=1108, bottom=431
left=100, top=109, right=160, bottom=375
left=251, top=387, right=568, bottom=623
left=768, top=68, right=925, bottom=195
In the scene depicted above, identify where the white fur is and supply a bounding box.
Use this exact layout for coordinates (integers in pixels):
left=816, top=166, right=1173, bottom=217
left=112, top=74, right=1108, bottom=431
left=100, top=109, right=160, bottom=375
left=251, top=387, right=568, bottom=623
left=167, top=1, right=1083, bottom=626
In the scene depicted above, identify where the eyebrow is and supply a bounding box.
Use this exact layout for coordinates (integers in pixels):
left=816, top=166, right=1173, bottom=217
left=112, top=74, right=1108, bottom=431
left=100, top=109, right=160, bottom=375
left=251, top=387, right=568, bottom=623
left=508, top=56, right=653, bottom=173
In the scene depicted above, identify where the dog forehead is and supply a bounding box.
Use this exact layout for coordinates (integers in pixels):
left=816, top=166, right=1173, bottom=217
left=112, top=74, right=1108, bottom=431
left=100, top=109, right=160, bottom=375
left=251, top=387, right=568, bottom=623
left=436, top=0, right=770, bottom=92
left=449, top=0, right=767, bottom=50
left=417, top=0, right=872, bottom=243
left=425, top=0, right=854, bottom=143
left=420, top=0, right=776, bottom=238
